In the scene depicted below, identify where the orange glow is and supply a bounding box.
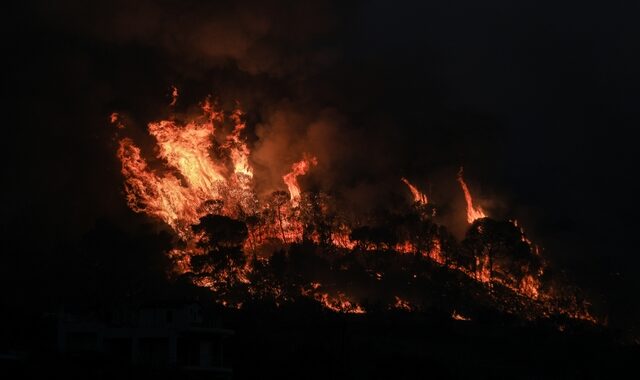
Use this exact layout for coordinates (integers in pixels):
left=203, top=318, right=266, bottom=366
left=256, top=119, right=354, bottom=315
left=394, top=240, right=416, bottom=254
left=452, top=310, right=471, bottom=321
left=116, top=96, right=258, bottom=291
left=117, top=109, right=232, bottom=240
left=401, top=177, right=428, bottom=204
left=118, top=138, right=203, bottom=239
left=395, top=238, right=446, bottom=265
left=391, top=296, right=414, bottom=311
left=301, top=283, right=365, bottom=314
left=519, top=274, right=540, bottom=299
left=474, top=255, right=491, bottom=283
left=331, top=230, right=357, bottom=250
left=283, top=156, right=317, bottom=206
left=226, top=108, right=253, bottom=179
left=315, top=292, right=365, bottom=314
left=429, top=238, right=445, bottom=265
left=113, top=92, right=597, bottom=324
left=169, top=85, right=178, bottom=106
left=110, top=112, right=124, bottom=129
left=457, top=167, right=486, bottom=223
left=116, top=96, right=324, bottom=286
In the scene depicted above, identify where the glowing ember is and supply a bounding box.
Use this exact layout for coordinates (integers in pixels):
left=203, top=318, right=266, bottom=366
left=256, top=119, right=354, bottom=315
left=110, top=112, right=124, bottom=129
left=283, top=156, right=318, bottom=206
left=391, top=296, right=414, bottom=311
left=429, top=238, right=446, bottom=265
left=394, top=240, right=416, bottom=254
left=452, top=310, right=471, bottom=321
left=315, top=292, right=366, bottom=314
left=169, top=85, right=178, bottom=106
left=401, top=177, right=428, bottom=204
left=331, top=230, right=357, bottom=250
left=519, top=274, right=540, bottom=299
left=457, top=167, right=486, bottom=223
left=475, top=255, right=491, bottom=283
left=301, top=283, right=365, bottom=314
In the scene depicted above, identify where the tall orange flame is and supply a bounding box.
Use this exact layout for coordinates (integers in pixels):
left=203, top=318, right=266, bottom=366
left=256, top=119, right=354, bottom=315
left=457, top=167, right=486, bottom=223
left=401, top=177, right=428, bottom=204
left=226, top=108, right=253, bottom=179
left=283, top=156, right=318, bottom=206
left=115, top=94, right=320, bottom=270
left=118, top=138, right=204, bottom=238
left=116, top=97, right=243, bottom=240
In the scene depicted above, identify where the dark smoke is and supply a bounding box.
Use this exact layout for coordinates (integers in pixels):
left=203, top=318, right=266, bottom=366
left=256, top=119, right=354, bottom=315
left=38, top=0, right=339, bottom=76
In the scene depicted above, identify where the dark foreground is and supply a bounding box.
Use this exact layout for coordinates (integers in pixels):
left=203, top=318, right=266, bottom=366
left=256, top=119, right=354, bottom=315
left=2, top=303, right=637, bottom=380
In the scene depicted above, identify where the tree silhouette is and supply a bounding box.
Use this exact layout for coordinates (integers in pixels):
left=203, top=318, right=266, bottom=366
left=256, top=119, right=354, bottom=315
left=191, top=214, right=248, bottom=292
left=299, top=192, right=334, bottom=247
left=267, top=191, right=291, bottom=243
left=462, top=218, right=539, bottom=288
left=437, top=225, right=459, bottom=268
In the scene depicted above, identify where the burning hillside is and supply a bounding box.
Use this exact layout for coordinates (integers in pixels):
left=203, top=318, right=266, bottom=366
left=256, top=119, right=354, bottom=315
left=112, top=92, right=597, bottom=325
left=7, top=2, right=640, bottom=378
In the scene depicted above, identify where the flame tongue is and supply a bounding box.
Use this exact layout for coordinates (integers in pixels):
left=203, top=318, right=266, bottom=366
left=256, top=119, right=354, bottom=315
left=118, top=138, right=204, bottom=239
left=226, top=109, right=253, bottom=179
left=283, top=156, right=318, bottom=206
left=457, top=167, right=486, bottom=223
left=116, top=97, right=242, bottom=241
left=149, top=120, right=227, bottom=191
left=401, top=177, right=428, bottom=204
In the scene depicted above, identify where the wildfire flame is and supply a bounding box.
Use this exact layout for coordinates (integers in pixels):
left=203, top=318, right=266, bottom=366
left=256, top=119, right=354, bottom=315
left=301, top=283, right=365, bottom=314
left=315, top=292, right=366, bottom=314
left=391, top=296, right=414, bottom=311
left=520, top=274, right=540, bottom=299
left=111, top=91, right=598, bottom=322
left=117, top=103, right=232, bottom=239
left=226, top=108, right=253, bottom=179
left=401, top=177, right=428, bottom=204
left=457, top=167, right=486, bottom=223
left=114, top=93, right=320, bottom=277
left=283, top=156, right=318, bottom=206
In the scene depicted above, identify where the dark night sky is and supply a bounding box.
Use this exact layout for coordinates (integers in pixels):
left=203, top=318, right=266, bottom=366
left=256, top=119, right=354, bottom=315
left=3, top=1, right=640, bottom=328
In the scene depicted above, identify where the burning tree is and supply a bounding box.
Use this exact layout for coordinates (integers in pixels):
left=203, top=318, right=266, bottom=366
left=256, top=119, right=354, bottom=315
left=191, top=215, right=249, bottom=285
left=111, top=92, right=598, bottom=323
left=462, top=218, right=543, bottom=292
